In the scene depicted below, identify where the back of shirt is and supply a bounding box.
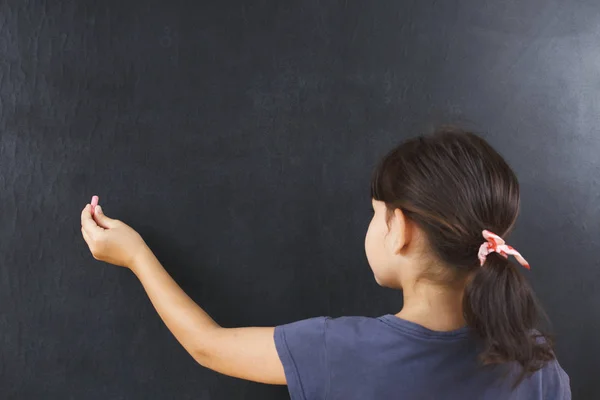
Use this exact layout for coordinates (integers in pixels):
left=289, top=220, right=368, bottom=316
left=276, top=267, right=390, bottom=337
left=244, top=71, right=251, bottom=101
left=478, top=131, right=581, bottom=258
left=274, top=315, right=571, bottom=400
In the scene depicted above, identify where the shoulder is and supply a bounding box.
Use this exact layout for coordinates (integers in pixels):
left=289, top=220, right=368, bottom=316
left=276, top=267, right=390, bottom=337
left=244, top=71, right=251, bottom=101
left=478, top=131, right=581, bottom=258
left=513, top=356, right=571, bottom=399
left=325, top=315, right=388, bottom=334
left=274, top=315, right=390, bottom=346
left=273, top=316, right=383, bottom=400
left=276, top=315, right=383, bottom=329
left=537, top=358, right=571, bottom=399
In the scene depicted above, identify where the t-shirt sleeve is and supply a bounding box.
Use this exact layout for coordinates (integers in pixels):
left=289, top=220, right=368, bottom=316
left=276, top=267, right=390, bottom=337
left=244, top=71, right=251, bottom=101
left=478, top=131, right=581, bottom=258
left=545, top=359, right=572, bottom=400
left=274, top=316, right=330, bottom=400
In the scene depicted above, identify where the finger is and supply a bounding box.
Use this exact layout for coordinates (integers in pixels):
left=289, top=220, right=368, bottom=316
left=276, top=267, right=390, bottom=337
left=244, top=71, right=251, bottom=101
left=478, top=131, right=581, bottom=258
left=81, top=227, right=100, bottom=259
left=81, top=226, right=92, bottom=247
left=81, top=204, right=103, bottom=236
left=93, top=205, right=120, bottom=229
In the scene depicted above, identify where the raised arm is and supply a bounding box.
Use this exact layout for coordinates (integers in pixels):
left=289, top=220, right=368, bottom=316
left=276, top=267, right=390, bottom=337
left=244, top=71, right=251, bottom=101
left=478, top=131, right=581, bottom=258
left=80, top=202, right=286, bottom=385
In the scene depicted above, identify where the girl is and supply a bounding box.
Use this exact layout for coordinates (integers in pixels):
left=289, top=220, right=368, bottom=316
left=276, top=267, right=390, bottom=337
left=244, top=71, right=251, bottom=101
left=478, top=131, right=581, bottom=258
left=80, top=128, right=571, bottom=399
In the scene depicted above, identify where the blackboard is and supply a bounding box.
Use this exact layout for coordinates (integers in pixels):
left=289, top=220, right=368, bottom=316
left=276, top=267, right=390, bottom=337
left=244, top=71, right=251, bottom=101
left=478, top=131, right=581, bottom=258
left=1, top=0, right=596, bottom=398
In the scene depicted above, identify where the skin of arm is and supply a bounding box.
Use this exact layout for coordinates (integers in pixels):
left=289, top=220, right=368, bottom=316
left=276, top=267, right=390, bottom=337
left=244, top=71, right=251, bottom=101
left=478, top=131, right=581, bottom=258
left=80, top=202, right=286, bottom=385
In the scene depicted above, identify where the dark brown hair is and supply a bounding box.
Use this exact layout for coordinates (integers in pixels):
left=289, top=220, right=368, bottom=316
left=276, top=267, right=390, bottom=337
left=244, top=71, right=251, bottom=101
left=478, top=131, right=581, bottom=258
left=370, top=127, right=555, bottom=387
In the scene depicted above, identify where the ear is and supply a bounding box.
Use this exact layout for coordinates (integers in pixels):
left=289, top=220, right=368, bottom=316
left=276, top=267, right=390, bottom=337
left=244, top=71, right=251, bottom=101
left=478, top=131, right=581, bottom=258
left=390, top=208, right=410, bottom=255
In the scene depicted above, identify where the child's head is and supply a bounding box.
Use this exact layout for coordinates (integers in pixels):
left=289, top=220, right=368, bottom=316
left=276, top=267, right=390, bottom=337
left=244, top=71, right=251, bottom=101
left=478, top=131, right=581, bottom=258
left=366, top=128, right=519, bottom=287
left=366, top=127, right=554, bottom=383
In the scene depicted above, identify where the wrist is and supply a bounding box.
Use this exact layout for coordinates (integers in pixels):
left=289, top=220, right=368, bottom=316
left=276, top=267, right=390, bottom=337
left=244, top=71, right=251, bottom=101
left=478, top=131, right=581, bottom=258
left=129, top=244, right=154, bottom=275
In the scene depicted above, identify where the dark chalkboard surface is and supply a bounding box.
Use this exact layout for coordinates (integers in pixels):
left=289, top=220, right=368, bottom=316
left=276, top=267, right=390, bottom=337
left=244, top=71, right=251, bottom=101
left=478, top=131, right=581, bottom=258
left=1, top=0, right=596, bottom=398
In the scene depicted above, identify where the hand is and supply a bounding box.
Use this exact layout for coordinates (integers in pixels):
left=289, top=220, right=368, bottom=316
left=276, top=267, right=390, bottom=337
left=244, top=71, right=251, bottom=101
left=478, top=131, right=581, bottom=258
left=81, top=203, right=149, bottom=270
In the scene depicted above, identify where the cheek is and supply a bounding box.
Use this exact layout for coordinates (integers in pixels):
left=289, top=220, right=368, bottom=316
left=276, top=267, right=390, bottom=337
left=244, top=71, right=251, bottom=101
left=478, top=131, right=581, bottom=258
left=364, top=223, right=373, bottom=260
left=365, top=218, right=384, bottom=266
left=365, top=217, right=399, bottom=287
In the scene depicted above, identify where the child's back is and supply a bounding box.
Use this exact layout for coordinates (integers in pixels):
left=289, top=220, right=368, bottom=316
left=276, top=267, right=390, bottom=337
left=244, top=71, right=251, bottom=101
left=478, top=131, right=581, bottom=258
left=276, top=315, right=570, bottom=399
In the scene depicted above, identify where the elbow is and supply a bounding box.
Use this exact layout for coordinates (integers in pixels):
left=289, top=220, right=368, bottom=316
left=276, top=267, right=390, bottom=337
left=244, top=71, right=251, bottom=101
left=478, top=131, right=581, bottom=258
left=190, top=328, right=221, bottom=367
left=192, top=348, right=211, bottom=367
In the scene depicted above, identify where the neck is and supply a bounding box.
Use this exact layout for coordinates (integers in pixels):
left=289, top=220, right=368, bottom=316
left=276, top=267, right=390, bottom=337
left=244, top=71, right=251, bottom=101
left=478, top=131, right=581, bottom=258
left=396, top=280, right=467, bottom=332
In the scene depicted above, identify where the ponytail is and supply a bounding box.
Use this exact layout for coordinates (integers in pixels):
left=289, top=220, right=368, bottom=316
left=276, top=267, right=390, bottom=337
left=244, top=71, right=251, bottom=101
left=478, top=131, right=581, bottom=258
left=463, top=252, right=555, bottom=386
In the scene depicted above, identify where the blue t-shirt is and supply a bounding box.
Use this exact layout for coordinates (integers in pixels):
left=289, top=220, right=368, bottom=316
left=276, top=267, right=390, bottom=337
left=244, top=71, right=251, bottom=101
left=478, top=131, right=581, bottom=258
left=274, top=315, right=571, bottom=399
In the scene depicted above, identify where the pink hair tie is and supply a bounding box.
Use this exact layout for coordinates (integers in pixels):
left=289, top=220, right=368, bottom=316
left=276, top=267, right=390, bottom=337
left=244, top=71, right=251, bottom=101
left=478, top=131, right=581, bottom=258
left=478, top=230, right=530, bottom=270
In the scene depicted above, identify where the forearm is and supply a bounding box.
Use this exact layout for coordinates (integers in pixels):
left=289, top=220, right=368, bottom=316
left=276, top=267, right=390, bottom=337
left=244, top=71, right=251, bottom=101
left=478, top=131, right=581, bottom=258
left=131, top=246, right=220, bottom=361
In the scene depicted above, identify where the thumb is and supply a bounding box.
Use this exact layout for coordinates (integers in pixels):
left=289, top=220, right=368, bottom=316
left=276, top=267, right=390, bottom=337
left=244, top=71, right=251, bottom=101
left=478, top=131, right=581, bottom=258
left=94, top=205, right=119, bottom=229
